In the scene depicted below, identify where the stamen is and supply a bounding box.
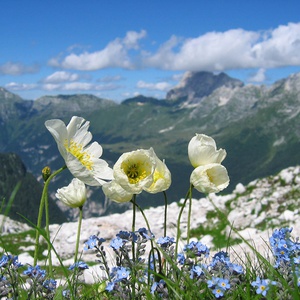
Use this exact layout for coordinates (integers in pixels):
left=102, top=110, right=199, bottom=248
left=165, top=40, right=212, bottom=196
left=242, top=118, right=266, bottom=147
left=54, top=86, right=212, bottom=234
left=65, top=139, right=94, bottom=170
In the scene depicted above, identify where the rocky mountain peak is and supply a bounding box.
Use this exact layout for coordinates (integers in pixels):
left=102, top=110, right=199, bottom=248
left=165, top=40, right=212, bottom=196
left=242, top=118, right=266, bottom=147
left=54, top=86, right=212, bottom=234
left=0, top=87, right=23, bottom=104
left=166, top=71, right=244, bottom=102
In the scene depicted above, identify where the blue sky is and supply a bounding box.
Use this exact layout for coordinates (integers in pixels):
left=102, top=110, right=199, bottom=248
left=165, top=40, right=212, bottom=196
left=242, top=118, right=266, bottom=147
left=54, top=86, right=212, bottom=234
left=1, top=0, right=300, bottom=102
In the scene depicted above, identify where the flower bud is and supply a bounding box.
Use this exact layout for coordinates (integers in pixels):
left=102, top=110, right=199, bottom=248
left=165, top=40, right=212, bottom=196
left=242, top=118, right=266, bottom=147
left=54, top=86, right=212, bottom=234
left=56, top=178, right=87, bottom=208
left=42, top=166, right=52, bottom=182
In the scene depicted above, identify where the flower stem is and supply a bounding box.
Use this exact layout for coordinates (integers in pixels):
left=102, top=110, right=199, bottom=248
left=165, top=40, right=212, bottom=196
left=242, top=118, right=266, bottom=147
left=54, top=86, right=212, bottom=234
left=175, top=184, right=193, bottom=257
left=187, top=185, right=193, bottom=245
left=131, top=195, right=136, bottom=299
left=74, top=206, right=83, bottom=263
left=44, top=191, right=53, bottom=277
left=163, top=191, right=168, bottom=237
left=34, top=165, right=67, bottom=266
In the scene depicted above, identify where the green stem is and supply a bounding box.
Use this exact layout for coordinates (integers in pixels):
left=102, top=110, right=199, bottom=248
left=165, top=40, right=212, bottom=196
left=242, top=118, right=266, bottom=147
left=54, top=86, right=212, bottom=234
left=163, top=191, right=168, bottom=237
left=131, top=195, right=136, bottom=299
left=187, top=185, right=193, bottom=245
left=175, top=184, right=193, bottom=258
left=44, top=191, right=53, bottom=277
left=132, top=200, right=157, bottom=282
left=34, top=165, right=67, bottom=266
left=74, top=206, right=83, bottom=263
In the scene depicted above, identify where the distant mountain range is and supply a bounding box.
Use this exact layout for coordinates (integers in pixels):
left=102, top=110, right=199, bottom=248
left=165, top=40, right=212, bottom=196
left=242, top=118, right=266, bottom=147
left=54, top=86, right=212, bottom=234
left=0, top=71, right=299, bottom=221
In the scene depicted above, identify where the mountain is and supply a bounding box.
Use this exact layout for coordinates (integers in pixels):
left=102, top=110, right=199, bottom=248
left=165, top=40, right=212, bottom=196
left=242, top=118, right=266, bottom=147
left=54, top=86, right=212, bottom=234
left=0, top=71, right=299, bottom=219
left=166, top=71, right=244, bottom=103
left=0, top=152, right=67, bottom=224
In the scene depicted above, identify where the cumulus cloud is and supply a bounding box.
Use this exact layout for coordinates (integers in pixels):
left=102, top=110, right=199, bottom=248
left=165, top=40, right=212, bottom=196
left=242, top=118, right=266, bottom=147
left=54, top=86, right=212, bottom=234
left=0, top=62, right=39, bottom=75
left=50, top=30, right=146, bottom=71
left=97, top=75, right=123, bottom=82
left=143, top=22, right=300, bottom=71
left=136, top=80, right=172, bottom=91
left=47, top=23, right=300, bottom=73
left=5, top=82, right=37, bottom=90
left=248, top=68, right=266, bottom=82
left=42, top=82, right=120, bottom=92
left=43, top=71, right=80, bottom=83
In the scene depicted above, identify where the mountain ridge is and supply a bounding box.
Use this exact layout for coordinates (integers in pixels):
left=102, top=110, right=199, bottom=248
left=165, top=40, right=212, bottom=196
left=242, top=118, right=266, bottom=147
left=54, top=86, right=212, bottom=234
left=0, top=71, right=299, bottom=219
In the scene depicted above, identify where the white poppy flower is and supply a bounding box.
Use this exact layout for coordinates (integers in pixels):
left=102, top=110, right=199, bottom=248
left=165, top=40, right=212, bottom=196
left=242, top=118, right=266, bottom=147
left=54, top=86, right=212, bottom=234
left=190, top=163, right=229, bottom=194
left=113, top=148, right=156, bottom=194
left=45, top=116, right=113, bottom=186
left=188, top=134, right=227, bottom=168
left=102, top=180, right=133, bottom=203
left=56, top=178, right=87, bottom=208
left=144, top=151, right=171, bottom=194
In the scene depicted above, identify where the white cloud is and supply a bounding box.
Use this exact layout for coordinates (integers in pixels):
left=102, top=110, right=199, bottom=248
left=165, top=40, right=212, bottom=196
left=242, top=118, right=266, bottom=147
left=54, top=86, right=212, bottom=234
left=51, top=30, right=146, bottom=71
left=44, top=82, right=120, bottom=92
left=5, top=82, right=37, bottom=90
left=43, top=71, right=80, bottom=83
left=143, top=22, right=300, bottom=71
left=0, top=62, right=39, bottom=75
left=47, top=23, right=300, bottom=74
left=97, top=75, right=123, bottom=82
left=248, top=68, right=266, bottom=82
left=136, top=80, right=172, bottom=91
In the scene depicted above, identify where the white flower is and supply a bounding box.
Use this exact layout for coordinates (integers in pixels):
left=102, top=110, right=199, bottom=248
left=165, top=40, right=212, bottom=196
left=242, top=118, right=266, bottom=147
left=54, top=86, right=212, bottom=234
left=113, top=148, right=156, bottom=194
left=190, top=163, right=229, bottom=194
left=188, top=133, right=227, bottom=168
left=56, top=178, right=87, bottom=208
left=45, top=116, right=113, bottom=186
left=144, top=152, right=171, bottom=194
left=102, top=180, right=133, bottom=203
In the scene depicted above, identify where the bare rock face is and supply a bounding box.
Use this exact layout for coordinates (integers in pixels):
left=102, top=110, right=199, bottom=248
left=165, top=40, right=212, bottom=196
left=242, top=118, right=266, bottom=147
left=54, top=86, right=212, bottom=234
left=166, top=71, right=244, bottom=102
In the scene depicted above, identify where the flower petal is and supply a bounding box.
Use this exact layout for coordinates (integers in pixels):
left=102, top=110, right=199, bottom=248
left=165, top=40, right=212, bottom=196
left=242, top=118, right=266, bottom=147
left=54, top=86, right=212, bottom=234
left=188, top=133, right=226, bottom=167
left=45, top=119, right=68, bottom=159
left=102, top=180, right=133, bottom=203
left=56, top=178, right=87, bottom=208
left=113, top=148, right=156, bottom=194
left=190, top=163, right=229, bottom=194
left=144, top=150, right=171, bottom=193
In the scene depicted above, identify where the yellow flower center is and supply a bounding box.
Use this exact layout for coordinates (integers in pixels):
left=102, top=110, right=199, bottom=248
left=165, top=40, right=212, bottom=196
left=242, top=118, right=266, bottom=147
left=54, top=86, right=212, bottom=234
left=65, top=139, right=94, bottom=170
left=153, top=169, right=163, bottom=184
left=122, top=160, right=148, bottom=184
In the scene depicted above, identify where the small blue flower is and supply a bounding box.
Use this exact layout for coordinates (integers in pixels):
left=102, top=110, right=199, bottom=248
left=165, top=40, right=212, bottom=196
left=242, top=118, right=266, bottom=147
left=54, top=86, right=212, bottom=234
left=43, top=279, right=57, bottom=291
left=190, top=265, right=205, bottom=279
left=157, top=236, right=175, bottom=248
left=109, top=266, right=130, bottom=282
left=69, top=261, right=89, bottom=271
left=151, top=279, right=166, bottom=294
left=177, top=253, right=185, bottom=265
left=207, top=276, right=220, bottom=288
left=115, top=266, right=130, bottom=281
left=106, top=281, right=115, bottom=292
left=23, top=265, right=46, bottom=278
left=251, top=277, right=276, bottom=297
left=293, top=256, right=300, bottom=264
left=212, top=287, right=224, bottom=298
left=62, top=289, right=70, bottom=298
left=184, top=241, right=210, bottom=257
left=11, top=255, right=22, bottom=268
left=84, top=235, right=105, bottom=250
left=229, top=263, right=244, bottom=274
left=0, top=255, right=11, bottom=268
left=218, top=278, right=230, bottom=290
left=210, top=251, right=231, bottom=267
left=138, top=227, right=154, bottom=240
left=110, top=236, right=124, bottom=250
left=116, top=230, right=136, bottom=241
